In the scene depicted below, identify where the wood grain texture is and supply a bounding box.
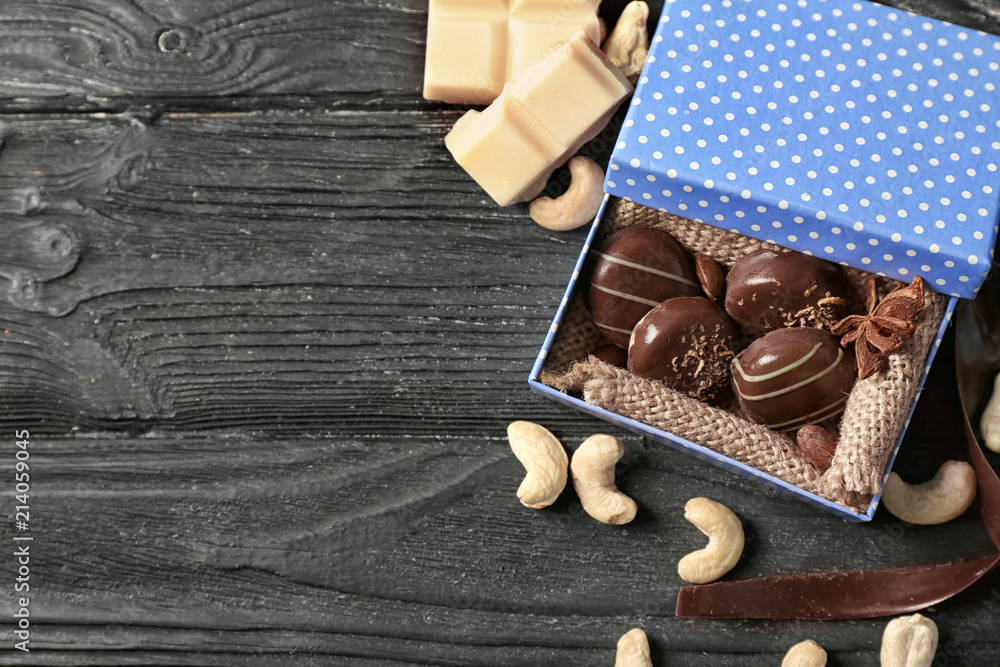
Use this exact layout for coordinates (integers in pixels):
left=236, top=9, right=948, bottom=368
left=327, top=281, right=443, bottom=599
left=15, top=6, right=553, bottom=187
left=0, top=0, right=997, bottom=113
left=8, top=400, right=1000, bottom=665
left=0, top=0, right=429, bottom=112
left=0, top=0, right=999, bottom=664
left=0, top=111, right=582, bottom=433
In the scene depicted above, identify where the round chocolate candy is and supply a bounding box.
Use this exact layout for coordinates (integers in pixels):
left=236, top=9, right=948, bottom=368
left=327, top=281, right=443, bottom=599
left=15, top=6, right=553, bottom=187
left=732, top=327, right=857, bottom=432
left=628, top=296, right=739, bottom=401
left=724, top=249, right=849, bottom=338
left=588, top=226, right=701, bottom=347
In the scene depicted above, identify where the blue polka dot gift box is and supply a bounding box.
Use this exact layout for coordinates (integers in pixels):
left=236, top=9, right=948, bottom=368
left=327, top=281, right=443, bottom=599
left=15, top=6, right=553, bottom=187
left=606, top=0, right=1000, bottom=299
left=530, top=0, right=1000, bottom=522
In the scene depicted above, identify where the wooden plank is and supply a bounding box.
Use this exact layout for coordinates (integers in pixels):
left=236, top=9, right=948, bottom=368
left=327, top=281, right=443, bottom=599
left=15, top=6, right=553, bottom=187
left=0, top=110, right=585, bottom=432
left=0, top=0, right=998, bottom=113
left=7, top=424, right=998, bottom=665
left=0, top=0, right=429, bottom=112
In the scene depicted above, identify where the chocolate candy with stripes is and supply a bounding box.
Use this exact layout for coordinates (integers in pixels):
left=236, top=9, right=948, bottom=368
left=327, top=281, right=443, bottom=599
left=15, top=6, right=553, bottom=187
left=587, top=226, right=702, bottom=348
left=732, top=327, right=856, bottom=433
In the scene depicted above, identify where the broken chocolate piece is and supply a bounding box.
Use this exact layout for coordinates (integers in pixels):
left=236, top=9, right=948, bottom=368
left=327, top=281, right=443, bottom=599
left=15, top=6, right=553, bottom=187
left=423, top=0, right=601, bottom=104
left=444, top=32, right=632, bottom=206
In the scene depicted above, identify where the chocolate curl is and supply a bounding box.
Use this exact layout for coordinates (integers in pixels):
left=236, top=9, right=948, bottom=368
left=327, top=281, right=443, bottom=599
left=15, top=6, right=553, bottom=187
left=956, top=257, right=1000, bottom=549
left=677, top=262, right=1000, bottom=621
left=966, top=416, right=1000, bottom=550
left=675, top=554, right=999, bottom=620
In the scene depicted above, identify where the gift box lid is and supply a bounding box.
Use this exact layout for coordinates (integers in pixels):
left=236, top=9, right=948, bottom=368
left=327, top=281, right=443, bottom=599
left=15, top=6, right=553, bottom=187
left=606, top=0, right=1000, bottom=298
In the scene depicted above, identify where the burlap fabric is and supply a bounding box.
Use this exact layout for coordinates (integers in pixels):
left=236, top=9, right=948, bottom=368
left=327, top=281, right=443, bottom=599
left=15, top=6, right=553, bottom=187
left=540, top=199, right=948, bottom=511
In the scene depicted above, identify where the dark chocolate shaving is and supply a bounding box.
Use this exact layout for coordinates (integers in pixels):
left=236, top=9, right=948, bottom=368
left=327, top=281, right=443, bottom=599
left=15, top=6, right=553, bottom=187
left=676, top=554, right=1000, bottom=620
left=677, top=261, right=1000, bottom=621
left=966, top=417, right=1000, bottom=550
left=956, top=257, right=1000, bottom=549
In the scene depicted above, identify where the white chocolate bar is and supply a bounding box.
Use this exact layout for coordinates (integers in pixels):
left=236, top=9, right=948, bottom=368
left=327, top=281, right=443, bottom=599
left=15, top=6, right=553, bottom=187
left=445, top=32, right=632, bottom=206
left=423, top=0, right=602, bottom=105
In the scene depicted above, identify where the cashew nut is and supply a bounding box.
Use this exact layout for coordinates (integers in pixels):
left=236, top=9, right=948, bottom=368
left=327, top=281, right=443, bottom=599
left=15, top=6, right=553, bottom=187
left=881, top=460, right=977, bottom=525
left=677, top=497, right=744, bottom=584
left=781, top=640, right=827, bottom=667
left=602, top=1, right=650, bottom=83
left=615, top=628, right=652, bottom=667
left=880, top=614, right=938, bottom=667
left=981, top=368, right=1000, bottom=452
left=570, top=434, right=637, bottom=524
left=529, top=156, right=605, bottom=231
left=507, top=421, right=568, bottom=509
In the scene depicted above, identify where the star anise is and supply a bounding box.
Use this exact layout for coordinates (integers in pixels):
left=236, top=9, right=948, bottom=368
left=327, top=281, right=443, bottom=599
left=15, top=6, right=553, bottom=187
left=831, top=275, right=925, bottom=380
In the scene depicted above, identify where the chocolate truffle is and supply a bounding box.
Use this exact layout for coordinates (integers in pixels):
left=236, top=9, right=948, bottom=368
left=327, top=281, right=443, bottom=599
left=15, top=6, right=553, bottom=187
left=588, top=226, right=702, bottom=347
left=725, top=249, right=849, bottom=338
left=732, top=327, right=857, bottom=432
left=628, top=296, right=739, bottom=401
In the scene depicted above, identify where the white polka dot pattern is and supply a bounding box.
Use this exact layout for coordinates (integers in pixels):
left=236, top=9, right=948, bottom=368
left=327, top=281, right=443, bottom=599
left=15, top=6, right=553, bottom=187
left=606, top=0, right=1000, bottom=298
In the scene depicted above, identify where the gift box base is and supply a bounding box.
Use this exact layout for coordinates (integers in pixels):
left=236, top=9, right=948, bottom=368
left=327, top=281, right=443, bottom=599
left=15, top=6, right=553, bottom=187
left=529, top=195, right=957, bottom=522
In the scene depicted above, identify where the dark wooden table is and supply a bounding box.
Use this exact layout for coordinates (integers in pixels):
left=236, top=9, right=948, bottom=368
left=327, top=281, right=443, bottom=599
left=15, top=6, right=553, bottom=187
left=1, top=1, right=999, bottom=664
